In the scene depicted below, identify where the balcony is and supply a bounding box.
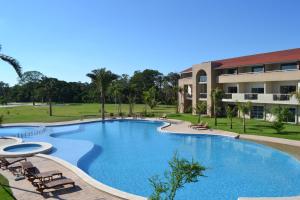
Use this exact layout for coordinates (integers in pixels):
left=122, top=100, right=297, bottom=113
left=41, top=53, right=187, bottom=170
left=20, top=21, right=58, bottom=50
left=217, top=69, right=300, bottom=83
left=222, top=93, right=298, bottom=105
left=199, top=93, right=207, bottom=99
left=244, top=93, right=258, bottom=100
left=273, top=94, right=291, bottom=101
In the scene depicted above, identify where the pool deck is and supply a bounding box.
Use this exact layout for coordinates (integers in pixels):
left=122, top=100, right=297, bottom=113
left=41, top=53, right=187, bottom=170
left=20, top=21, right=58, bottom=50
left=0, top=155, right=123, bottom=200
left=1, top=117, right=300, bottom=200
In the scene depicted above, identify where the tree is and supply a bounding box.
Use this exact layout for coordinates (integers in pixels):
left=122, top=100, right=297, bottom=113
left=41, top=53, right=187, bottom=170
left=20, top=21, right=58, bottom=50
left=226, top=105, right=235, bottom=129
left=237, top=101, right=252, bottom=133
left=143, top=86, right=159, bottom=111
left=194, top=101, right=206, bottom=123
left=40, top=77, right=57, bottom=116
left=0, top=81, right=9, bottom=105
left=293, top=91, right=300, bottom=124
left=19, top=71, right=44, bottom=105
left=149, top=152, right=206, bottom=200
left=127, top=83, right=136, bottom=116
left=211, top=88, right=224, bottom=126
left=87, top=68, right=118, bottom=120
left=271, top=106, right=291, bottom=133
left=0, top=45, right=22, bottom=77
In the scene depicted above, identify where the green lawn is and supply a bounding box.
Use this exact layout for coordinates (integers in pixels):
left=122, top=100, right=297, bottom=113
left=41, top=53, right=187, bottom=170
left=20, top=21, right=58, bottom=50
left=168, top=113, right=300, bottom=141
left=0, top=103, right=176, bottom=123
left=0, top=174, right=14, bottom=200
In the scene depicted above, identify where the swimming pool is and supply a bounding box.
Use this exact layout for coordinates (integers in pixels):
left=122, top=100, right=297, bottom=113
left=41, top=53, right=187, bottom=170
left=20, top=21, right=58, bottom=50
left=1, top=120, right=300, bottom=199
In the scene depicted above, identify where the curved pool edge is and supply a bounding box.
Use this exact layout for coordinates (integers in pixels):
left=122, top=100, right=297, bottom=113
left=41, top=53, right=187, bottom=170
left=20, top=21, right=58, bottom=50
left=37, top=153, right=146, bottom=200
left=0, top=136, right=23, bottom=144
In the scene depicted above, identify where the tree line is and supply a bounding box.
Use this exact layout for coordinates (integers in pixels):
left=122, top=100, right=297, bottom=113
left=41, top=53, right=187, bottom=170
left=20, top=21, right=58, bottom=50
left=0, top=69, right=180, bottom=106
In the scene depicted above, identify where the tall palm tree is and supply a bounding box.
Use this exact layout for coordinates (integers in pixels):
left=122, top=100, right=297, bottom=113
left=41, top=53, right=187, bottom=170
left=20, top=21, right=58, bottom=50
left=211, top=88, right=224, bottom=126
left=237, top=101, right=252, bottom=133
left=87, top=68, right=118, bottom=120
left=0, top=45, right=22, bottom=77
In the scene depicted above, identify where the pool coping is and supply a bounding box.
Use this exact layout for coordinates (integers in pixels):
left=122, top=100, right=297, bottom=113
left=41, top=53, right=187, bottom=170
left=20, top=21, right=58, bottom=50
left=1, top=118, right=300, bottom=200
left=0, top=142, right=53, bottom=158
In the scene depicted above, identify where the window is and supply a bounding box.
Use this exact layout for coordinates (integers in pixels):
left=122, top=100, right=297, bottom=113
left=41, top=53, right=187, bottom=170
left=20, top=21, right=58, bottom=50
left=227, top=68, right=237, bottom=74
left=251, top=106, right=264, bottom=119
left=252, top=66, right=264, bottom=73
left=199, top=75, right=207, bottom=83
left=251, top=88, right=264, bottom=93
left=227, top=87, right=237, bottom=93
left=280, top=86, right=296, bottom=94
left=286, top=108, right=296, bottom=123
left=280, top=63, right=298, bottom=71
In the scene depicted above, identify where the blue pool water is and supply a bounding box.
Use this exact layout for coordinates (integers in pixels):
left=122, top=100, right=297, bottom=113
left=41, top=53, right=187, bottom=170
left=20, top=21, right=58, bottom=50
left=4, top=143, right=42, bottom=152
left=1, top=120, right=300, bottom=199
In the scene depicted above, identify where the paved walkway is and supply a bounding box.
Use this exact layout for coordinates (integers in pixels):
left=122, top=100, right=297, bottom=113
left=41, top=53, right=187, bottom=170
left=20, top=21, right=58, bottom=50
left=0, top=156, right=122, bottom=200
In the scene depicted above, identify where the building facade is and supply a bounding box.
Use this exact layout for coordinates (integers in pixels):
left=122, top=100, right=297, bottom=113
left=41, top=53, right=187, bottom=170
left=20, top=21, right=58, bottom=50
left=178, top=48, right=300, bottom=123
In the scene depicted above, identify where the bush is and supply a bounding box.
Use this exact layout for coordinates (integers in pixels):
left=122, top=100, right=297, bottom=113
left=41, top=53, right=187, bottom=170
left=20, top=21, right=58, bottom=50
left=272, top=121, right=284, bottom=133
left=110, top=113, right=114, bottom=117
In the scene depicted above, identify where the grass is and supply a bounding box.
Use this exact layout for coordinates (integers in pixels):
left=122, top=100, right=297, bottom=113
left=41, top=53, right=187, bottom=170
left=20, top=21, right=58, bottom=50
left=0, top=103, right=176, bottom=123
left=0, top=174, right=14, bottom=200
left=168, top=113, right=300, bottom=141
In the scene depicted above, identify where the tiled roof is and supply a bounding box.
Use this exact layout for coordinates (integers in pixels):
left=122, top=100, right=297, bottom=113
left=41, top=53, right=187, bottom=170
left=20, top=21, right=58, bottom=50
left=181, top=67, right=192, bottom=73
left=180, top=48, right=300, bottom=72
left=214, top=48, right=300, bottom=69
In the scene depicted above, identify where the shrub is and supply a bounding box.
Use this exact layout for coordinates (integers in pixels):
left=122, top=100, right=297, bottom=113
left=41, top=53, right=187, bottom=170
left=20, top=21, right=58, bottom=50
left=149, top=152, right=206, bottom=200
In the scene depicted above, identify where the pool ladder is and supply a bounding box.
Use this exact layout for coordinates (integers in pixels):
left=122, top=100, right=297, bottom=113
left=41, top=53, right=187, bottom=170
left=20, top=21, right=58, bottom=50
left=16, top=126, right=48, bottom=138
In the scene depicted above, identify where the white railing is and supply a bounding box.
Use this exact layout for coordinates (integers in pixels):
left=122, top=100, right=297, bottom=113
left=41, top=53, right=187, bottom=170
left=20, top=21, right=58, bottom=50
left=222, top=93, right=298, bottom=105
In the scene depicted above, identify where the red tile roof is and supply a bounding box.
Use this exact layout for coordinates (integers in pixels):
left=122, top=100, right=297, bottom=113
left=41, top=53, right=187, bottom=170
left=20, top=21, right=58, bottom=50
left=214, top=48, right=300, bottom=69
left=180, top=48, right=300, bottom=73
left=181, top=67, right=192, bottom=73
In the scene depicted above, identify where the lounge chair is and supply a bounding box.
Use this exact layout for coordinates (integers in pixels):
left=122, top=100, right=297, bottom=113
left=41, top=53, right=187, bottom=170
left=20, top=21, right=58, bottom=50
left=21, top=161, right=63, bottom=184
left=0, top=157, right=27, bottom=169
left=193, top=122, right=209, bottom=130
left=159, top=114, right=167, bottom=119
left=37, top=177, right=75, bottom=193
left=189, top=121, right=203, bottom=128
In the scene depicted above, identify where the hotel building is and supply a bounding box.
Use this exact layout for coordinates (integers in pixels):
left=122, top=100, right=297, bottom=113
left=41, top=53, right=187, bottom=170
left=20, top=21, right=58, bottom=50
left=178, top=48, right=300, bottom=123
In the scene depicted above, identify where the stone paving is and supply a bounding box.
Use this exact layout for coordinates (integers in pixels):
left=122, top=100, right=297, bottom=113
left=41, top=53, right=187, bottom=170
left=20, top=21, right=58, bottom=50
left=0, top=156, right=122, bottom=200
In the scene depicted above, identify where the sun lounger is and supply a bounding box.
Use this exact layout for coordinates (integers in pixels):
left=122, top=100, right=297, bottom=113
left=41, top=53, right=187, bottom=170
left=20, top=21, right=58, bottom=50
left=21, top=161, right=63, bottom=184
left=193, top=122, right=209, bottom=130
left=37, top=178, right=75, bottom=193
left=159, top=114, right=167, bottom=120
left=0, top=157, right=27, bottom=169
left=189, top=121, right=203, bottom=128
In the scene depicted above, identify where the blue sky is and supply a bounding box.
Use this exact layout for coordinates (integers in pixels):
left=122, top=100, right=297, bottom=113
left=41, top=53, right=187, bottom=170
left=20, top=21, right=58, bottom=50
left=1, top=0, right=300, bottom=85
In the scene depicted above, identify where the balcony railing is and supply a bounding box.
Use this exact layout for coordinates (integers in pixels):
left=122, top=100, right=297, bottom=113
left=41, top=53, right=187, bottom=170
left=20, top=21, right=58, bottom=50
left=244, top=93, right=258, bottom=100
left=273, top=94, right=291, bottom=101
left=199, top=93, right=207, bottom=99
left=223, top=93, right=233, bottom=99
left=222, top=93, right=298, bottom=105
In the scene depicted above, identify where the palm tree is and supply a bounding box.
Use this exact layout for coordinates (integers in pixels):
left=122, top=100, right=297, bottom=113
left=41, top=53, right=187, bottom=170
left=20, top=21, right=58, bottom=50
left=0, top=45, right=22, bottom=77
left=293, top=91, right=300, bottom=124
left=226, top=105, right=236, bottom=129
left=87, top=68, right=118, bottom=120
left=237, top=101, right=252, bottom=133
left=194, top=101, right=206, bottom=123
left=211, top=88, right=224, bottom=126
